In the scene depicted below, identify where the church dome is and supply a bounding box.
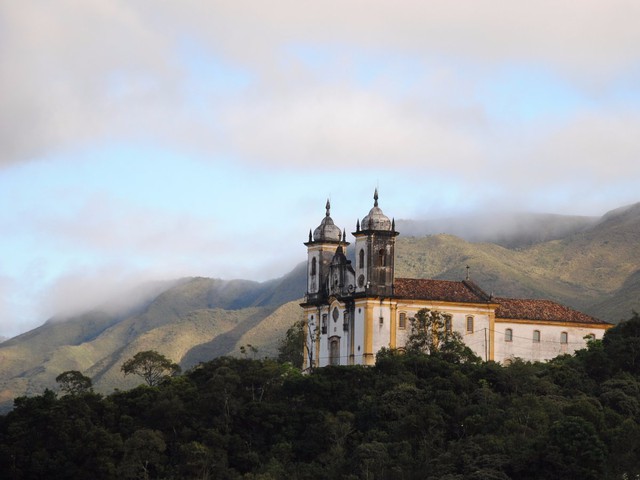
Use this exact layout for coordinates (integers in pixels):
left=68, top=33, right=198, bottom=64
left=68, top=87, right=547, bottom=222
left=361, top=189, right=392, bottom=231
left=313, top=200, right=342, bottom=242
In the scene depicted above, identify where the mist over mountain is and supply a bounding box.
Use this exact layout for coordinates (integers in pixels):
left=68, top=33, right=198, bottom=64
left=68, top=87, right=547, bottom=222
left=397, top=211, right=598, bottom=248
left=0, top=203, right=638, bottom=411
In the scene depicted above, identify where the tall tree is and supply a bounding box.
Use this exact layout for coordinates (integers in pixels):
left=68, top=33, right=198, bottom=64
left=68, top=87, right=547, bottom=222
left=406, top=308, right=478, bottom=363
left=121, top=350, right=181, bottom=387
left=277, top=320, right=305, bottom=368
left=55, top=370, right=93, bottom=395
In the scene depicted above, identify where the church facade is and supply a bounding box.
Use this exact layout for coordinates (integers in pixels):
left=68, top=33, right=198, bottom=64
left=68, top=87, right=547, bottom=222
left=301, top=191, right=611, bottom=369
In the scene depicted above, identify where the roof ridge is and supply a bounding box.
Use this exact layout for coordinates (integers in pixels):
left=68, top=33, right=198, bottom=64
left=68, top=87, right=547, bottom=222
left=461, top=279, right=492, bottom=302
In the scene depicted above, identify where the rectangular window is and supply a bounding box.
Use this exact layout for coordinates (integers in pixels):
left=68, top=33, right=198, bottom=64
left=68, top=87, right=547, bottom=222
left=560, top=332, right=568, bottom=344
left=466, top=316, right=474, bottom=333
left=533, top=330, right=540, bottom=343
left=505, top=328, right=513, bottom=342
left=321, top=314, right=328, bottom=334
left=399, top=312, right=406, bottom=330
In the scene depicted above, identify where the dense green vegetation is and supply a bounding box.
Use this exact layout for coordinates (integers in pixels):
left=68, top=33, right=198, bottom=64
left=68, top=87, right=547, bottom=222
left=2, top=314, right=640, bottom=479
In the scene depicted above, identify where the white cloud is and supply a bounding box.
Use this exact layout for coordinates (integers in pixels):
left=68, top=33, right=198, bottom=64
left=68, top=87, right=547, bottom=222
left=219, top=85, right=485, bottom=169
left=2, top=0, right=639, bottom=168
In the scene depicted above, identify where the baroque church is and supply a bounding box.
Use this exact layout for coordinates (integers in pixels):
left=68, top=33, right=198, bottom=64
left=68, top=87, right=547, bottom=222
left=301, top=191, right=611, bottom=369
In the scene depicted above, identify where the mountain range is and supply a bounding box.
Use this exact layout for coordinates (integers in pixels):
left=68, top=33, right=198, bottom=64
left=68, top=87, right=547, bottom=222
left=1, top=202, right=639, bottom=411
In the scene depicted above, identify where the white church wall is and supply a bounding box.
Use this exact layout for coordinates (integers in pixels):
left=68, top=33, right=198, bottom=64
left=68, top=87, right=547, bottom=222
left=373, top=301, right=392, bottom=355
left=353, top=301, right=366, bottom=365
left=493, top=321, right=605, bottom=363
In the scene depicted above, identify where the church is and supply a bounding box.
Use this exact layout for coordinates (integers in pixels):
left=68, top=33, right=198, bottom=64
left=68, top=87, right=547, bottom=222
left=301, top=191, right=611, bottom=369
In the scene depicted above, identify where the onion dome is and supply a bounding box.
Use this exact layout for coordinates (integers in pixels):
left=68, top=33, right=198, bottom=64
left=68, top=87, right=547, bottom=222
left=361, top=189, right=392, bottom=231
left=313, top=199, right=342, bottom=242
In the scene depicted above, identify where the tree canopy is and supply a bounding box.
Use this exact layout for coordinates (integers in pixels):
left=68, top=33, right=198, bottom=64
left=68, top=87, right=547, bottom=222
left=2, top=314, right=640, bottom=479
left=120, top=350, right=181, bottom=387
left=277, top=319, right=305, bottom=368
left=55, top=370, right=93, bottom=396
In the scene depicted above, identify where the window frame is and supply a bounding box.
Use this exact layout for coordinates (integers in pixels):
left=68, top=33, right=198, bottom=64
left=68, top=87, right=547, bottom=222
left=533, top=330, right=541, bottom=343
left=466, top=316, right=474, bottom=333
left=505, top=328, right=513, bottom=342
left=398, top=312, right=407, bottom=330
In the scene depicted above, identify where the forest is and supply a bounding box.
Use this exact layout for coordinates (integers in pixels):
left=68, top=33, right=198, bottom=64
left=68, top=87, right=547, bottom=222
left=2, top=313, right=640, bottom=479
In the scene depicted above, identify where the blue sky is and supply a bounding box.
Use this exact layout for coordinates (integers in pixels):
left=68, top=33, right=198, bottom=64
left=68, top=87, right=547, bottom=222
left=1, top=1, right=640, bottom=338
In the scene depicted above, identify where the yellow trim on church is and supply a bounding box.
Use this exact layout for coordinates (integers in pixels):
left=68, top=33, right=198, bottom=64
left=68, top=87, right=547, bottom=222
left=495, top=317, right=613, bottom=329
left=390, top=302, right=397, bottom=349
left=363, top=302, right=374, bottom=365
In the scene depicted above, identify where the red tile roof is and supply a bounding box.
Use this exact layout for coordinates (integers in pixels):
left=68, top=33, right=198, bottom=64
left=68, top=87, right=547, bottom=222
left=394, top=278, right=492, bottom=304
left=392, top=278, right=609, bottom=326
left=494, top=297, right=609, bottom=325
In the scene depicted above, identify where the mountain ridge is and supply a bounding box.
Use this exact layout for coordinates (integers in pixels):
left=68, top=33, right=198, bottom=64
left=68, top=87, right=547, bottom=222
left=0, top=202, right=639, bottom=411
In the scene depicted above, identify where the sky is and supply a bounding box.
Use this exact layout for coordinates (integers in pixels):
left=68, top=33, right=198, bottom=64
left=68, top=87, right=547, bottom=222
left=1, top=1, right=640, bottom=339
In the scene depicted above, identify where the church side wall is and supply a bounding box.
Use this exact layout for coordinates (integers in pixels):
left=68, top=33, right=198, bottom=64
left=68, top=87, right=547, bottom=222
left=393, top=302, right=494, bottom=361
left=372, top=299, right=392, bottom=358
left=493, top=320, right=608, bottom=363
left=353, top=299, right=368, bottom=365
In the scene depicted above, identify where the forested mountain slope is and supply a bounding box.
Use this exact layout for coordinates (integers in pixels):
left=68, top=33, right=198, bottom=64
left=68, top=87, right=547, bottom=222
left=3, top=315, right=640, bottom=479
left=0, top=203, right=638, bottom=411
left=0, top=265, right=306, bottom=410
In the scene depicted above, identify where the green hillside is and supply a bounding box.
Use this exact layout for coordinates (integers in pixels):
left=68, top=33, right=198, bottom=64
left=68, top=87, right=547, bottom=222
left=0, top=269, right=305, bottom=411
left=0, top=203, right=639, bottom=411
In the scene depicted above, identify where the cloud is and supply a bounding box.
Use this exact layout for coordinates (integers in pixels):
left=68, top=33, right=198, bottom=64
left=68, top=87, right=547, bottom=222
left=2, top=0, right=639, bottom=168
left=219, top=84, right=485, bottom=169
left=0, top=190, right=304, bottom=336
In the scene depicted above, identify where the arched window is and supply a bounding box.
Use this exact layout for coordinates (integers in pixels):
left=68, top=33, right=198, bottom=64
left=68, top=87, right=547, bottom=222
left=533, top=330, right=541, bottom=343
left=359, top=249, right=365, bottom=269
left=505, top=328, right=513, bottom=342
left=398, top=312, right=407, bottom=330
left=311, top=257, right=317, bottom=275
left=378, top=249, right=386, bottom=267
left=466, top=316, right=474, bottom=333
left=560, top=331, right=568, bottom=344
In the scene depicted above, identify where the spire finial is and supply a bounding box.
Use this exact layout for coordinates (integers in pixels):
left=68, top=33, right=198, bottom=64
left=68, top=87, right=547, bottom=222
left=309, top=229, right=313, bottom=242
left=373, top=188, right=379, bottom=207
left=325, top=199, right=331, bottom=217
left=466, top=265, right=470, bottom=281
left=356, top=218, right=360, bottom=232
left=342, top=229, right=346, bottom=242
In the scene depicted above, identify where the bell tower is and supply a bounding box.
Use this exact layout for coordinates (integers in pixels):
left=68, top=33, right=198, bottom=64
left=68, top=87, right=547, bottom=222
left=304, top=200, right=349, bottom=304
left=352, top=189, right=398, bottom=297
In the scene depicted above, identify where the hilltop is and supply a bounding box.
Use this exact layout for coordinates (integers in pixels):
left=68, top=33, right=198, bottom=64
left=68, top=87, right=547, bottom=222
left=0, top=202, right=639, bottom=410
